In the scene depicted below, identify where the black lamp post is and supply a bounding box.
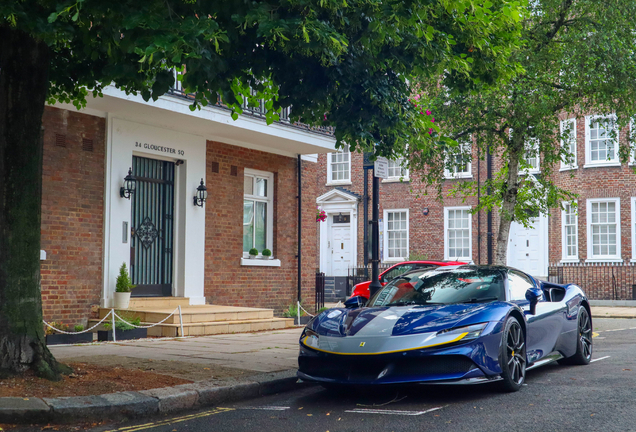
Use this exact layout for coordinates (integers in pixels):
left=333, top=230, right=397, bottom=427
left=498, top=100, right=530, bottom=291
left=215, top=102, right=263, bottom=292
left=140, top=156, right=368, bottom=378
left=119, top=167, right=136, bottom=199
left=193, top=178, right=207, bottom=207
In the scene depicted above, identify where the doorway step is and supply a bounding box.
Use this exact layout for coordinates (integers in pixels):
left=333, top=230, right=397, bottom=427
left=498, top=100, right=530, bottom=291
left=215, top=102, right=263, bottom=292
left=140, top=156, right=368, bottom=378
left=93, top=298, right=294, bottom=337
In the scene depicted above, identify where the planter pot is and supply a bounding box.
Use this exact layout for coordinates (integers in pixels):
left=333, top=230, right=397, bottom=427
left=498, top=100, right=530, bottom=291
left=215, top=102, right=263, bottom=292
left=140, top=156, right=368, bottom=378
left=97, top=328, right=147, bottom=342
left=46, top=333, right=94, bottom=345
left=114, top=292, right=131, bottom=309
left=249, top=254, right=257, bottom=259
left=261, top=256, right=272, bottom=260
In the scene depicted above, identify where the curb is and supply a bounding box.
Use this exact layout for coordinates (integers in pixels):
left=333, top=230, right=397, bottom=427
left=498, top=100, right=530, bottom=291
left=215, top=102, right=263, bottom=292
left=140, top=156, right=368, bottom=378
left=0, top=369, right=310, bottom=424
left=592, top=314, right=636, bottom=319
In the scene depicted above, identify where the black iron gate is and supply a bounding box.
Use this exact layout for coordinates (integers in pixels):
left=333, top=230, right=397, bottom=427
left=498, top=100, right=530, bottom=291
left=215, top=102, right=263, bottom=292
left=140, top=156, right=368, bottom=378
left=130, top=156, right=175, bottom=297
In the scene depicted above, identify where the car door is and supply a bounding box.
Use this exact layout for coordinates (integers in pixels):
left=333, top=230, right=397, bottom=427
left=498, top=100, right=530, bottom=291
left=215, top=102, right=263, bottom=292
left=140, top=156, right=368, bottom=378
left=507, top=270, right=564, bottom=363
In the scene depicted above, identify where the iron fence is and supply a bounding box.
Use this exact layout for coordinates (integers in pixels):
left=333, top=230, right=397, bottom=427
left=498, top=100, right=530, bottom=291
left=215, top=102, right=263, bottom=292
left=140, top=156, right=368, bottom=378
left=346, top=265, right=392, bottom=297
left=315, top=272, right=325, bottom=312
left=168, top=69, right=334, bottom=136
left=548, top=263, right=636, bottom=300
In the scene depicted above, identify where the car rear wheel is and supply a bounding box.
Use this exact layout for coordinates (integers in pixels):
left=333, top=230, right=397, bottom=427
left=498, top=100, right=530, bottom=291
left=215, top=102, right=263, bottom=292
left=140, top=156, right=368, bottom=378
left=498, top=316, right=526, bottom=392
left=558, top=306, right=592, bottom=366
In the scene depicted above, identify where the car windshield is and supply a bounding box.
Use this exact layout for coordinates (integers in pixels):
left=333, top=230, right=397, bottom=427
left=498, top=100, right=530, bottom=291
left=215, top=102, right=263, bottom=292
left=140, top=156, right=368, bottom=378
left=368, top=268, right=505, bottom=307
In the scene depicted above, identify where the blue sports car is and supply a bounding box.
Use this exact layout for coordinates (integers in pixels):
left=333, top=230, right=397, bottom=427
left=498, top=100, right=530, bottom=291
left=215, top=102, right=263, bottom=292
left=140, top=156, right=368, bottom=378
left=297, top=265, right=592, bottom=392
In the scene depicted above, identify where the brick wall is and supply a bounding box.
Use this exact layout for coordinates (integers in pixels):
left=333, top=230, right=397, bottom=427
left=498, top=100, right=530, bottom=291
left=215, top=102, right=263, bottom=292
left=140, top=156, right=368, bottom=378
left=204, top=141, right=318, bottom=313
left=40, top=107, right=105, bottom=325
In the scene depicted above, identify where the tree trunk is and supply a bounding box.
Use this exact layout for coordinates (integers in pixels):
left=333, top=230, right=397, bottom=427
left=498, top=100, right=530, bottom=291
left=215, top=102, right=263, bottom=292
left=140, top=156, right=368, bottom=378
left=494, top=139, right=523, bottom=266
left=0, top=26, right=71, bottom=380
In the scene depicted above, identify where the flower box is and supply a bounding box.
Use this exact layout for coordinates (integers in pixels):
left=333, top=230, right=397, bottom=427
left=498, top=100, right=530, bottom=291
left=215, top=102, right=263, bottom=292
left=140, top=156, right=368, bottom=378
left=97, top=328, right=147, bottom=342
left=46, top=333, right=94, bottom=345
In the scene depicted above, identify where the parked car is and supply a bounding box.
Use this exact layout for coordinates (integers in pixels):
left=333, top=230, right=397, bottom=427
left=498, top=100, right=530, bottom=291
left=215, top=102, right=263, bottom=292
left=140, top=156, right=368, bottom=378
left=350, top=260, right=466, bottom=299
left=298, top=265, right=592, bottom=392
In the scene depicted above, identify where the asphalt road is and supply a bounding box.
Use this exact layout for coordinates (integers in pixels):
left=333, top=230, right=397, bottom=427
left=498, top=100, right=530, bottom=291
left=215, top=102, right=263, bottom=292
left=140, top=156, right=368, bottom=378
left=91, top=318, right=636, bottom=432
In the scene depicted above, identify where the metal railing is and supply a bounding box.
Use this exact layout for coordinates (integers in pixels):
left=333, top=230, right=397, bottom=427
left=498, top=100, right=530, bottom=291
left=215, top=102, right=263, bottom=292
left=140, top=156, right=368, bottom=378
left=315, top=272, right=325, bottom=312
left=548, top=262, right=636, bottom=300
left=168, top=70, right=334, bottom=136
left=346, top=265, right=392, bottom=297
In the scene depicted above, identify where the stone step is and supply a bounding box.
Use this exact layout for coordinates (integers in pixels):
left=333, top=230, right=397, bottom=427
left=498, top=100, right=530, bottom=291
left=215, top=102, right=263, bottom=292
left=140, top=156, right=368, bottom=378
left=98, top=305, right=275, bottom=325
left=128, top=297, right=190, bottom=309
left=88, top=317, right=295, bottom=337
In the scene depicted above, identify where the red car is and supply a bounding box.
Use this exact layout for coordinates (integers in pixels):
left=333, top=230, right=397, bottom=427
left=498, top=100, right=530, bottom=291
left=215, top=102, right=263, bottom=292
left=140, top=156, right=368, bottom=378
left=350, top=260, right=467, bottom=299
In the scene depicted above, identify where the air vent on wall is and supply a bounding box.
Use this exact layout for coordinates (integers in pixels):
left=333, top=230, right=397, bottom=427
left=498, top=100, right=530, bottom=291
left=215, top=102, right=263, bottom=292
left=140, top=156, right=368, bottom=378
left=55, top=134, right=66, bottom=147
left=211, top=161, right=219, bottom=173
left=82, top=138, right=94, bottom=152
left=230, top=165, right=238, bottom=176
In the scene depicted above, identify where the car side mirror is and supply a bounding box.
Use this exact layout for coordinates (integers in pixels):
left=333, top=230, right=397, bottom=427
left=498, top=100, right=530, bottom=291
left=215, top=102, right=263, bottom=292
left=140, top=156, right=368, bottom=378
left=525, top=287, right=544, bottom=315
left=344, top=295, right=366, bottom=309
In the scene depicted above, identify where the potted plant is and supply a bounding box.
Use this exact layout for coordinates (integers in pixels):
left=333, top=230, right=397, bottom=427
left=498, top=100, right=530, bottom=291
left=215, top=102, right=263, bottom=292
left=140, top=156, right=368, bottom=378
left=114, top=262, right=135, bottom=309
left=45, top=322, right=94, bottom=345
left=248, top=248, right=259, bottom=259
left=98, top=316, right=147, bottom=341
left=261, top=249, right=272, bottom=260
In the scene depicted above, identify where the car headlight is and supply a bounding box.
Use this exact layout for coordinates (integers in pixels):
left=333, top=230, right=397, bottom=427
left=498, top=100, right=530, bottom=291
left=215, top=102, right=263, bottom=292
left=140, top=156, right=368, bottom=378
left=437, top=323, right=488, bottom=342
left=301, top=329, right=320, bottom=349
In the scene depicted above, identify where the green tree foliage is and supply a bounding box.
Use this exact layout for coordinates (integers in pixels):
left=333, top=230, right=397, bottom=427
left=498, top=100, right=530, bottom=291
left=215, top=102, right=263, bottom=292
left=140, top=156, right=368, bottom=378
left=0, top=0, right=524, bottom=379
left=413, top=0, right=636, bottom=264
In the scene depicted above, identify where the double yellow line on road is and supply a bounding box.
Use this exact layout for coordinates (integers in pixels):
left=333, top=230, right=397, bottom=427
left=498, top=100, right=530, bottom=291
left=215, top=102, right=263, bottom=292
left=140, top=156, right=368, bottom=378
left=105, top=407, right=235, bottom=432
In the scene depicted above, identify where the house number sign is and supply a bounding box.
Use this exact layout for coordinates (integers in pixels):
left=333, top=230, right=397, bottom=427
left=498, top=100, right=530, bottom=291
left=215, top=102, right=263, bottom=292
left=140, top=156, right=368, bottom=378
left=135, top=141, right=185, bottom=156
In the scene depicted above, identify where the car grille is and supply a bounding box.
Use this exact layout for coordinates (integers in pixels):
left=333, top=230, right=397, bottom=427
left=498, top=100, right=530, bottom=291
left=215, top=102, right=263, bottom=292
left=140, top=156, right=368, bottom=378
left=299, top=355, right=476, bottom=382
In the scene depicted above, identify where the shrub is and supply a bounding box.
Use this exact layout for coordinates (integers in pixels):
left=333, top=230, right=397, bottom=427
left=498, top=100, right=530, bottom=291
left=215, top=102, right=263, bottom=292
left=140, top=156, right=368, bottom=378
left=262, top=249, right=272, bottom=257
left=249, top=248, right=259, bottom=256
left=74, top=324, right=85, bottom=332
left=116, top=263, right=135, bottom=292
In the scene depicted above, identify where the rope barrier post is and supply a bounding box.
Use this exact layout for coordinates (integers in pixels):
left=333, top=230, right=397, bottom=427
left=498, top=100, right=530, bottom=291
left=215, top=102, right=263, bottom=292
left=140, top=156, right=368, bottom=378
left=111, top=309, right=117, bottom=342
left=297, top=301, right=301, bottom=326
left=178, top=306, right=185, bottom=338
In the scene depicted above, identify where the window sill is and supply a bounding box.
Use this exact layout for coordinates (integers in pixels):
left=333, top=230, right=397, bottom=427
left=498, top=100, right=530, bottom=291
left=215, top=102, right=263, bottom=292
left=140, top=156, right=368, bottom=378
left=240, top=258, right=282, bottom=267
left=444, top=174, right=473, bottom=180
left=382, top=178, right=410, bottom=183
left=585, top=258, right=623, bottom=264
left=519, top=170, right=540, bottom=176
left=583, top=162, right=621, bottom=169
left=326, top=181, right=352, bottom=187
left=559, top=166, right=578, bottom=172
left=560, top=259, right=580, bottom=264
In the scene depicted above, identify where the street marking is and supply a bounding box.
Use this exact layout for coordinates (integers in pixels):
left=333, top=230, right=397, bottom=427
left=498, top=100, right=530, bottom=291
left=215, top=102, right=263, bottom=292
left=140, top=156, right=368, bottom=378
left=235, top=406, right=291, bottom=411
left=345, top=406, right=444, bottom=416
left=104, top=407, right=234, bottom=432
left=591, top=356, right=611, bottom=363
left=592, top=332, right=599, bottom=338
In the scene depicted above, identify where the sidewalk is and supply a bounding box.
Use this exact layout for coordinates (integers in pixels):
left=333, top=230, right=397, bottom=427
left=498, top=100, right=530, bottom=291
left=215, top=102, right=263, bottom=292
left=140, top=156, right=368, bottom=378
left=591, top=306, right=636, bottom=319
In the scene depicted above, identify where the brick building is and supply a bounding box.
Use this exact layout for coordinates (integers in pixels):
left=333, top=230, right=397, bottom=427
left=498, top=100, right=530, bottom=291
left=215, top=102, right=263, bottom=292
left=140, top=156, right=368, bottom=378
left=39, top=84, right=335, bottom=327
left=317, top=115, right=636, bottom=301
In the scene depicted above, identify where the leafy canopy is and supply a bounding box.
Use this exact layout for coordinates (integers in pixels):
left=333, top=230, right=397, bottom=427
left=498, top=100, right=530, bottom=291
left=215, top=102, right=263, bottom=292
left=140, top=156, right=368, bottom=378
left=414, top=0, right=636, bottom=227
left=2, top=0, right=524, bottom=156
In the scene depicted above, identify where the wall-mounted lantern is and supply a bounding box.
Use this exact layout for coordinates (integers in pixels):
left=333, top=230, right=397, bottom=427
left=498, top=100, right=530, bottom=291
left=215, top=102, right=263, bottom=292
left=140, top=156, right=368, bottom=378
left=193, top=178, right=207, bottom=207
left=119, top=168, right=136, bottom=199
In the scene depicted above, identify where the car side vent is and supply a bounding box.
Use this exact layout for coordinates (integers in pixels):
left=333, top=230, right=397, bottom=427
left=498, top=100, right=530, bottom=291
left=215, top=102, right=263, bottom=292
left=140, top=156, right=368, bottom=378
left=55, top=134, right=66, bottom=147
left=82, top=138, right=94, bottom=152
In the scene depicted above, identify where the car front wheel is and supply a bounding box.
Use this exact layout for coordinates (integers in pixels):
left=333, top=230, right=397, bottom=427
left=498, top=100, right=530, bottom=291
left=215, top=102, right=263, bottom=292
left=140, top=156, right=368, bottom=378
left=498, top=316, right=526, bottom=392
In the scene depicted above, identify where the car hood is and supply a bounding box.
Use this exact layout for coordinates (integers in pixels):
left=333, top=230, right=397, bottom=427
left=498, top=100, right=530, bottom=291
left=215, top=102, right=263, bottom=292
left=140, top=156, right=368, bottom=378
left=310, top=303, right=508, bottom=338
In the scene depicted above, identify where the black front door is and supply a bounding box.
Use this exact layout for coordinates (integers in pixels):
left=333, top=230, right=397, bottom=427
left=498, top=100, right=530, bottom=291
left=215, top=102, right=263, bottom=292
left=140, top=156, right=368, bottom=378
left=130, top=156, right=175, bottom=297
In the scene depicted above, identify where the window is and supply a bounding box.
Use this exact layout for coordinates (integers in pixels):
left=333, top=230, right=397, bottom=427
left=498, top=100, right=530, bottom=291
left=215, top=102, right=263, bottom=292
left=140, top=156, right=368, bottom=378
left=631, top=197, right=636, bottom=261
left=380, top=263, right=417, bottom=283
left=585, top=115, right=619, bottom=167
left=444, top=142, right=472, bottom=178
left=507, top=271, right=535, bottom=301
left=327, top=148, right=350, bottom=184
left=386, top=158, right=409, bottom=181
left=444, top=207, right=472, bottom=260
left=561, top=202, right=578, bottom=262
left=243, top=169, right=274, bottom=256
left=586, top=198, right=621, bottom=261
left=383, top=209, right=409, bottom=262
left=522, top=139, right=540, bottom=174
left=560, top=118, right=577, bottom=170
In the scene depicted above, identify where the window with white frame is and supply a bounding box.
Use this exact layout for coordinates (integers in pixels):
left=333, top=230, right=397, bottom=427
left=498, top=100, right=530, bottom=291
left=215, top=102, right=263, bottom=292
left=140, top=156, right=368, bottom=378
left=444, top=142, right=472, bottom=178
left=383, top=209, right=409, bottom=261
left=327, top=148, right=350, bottom=184
left=561, top=202, right=578, bottom=261
left=386, top=158, right=409, bottom=181
left=585, top=115, right=618, bottom=167
left=586, top=198, right=621, bottom=261
left=444, top=207, right=472, bottom=260
left=522, top=139, right=540, bottom=173
left=560, top=118, right=577, bottom=170
left=631, top=197, right=636, bottom=260
left=243, top=169, right=274, bottom=255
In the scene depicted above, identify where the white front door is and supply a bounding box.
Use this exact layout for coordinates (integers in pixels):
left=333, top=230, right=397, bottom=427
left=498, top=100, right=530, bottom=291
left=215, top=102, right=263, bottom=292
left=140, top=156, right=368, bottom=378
left=507, top=215, right=548, bottom=278
left=330, top=224, right=352, bottom=276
